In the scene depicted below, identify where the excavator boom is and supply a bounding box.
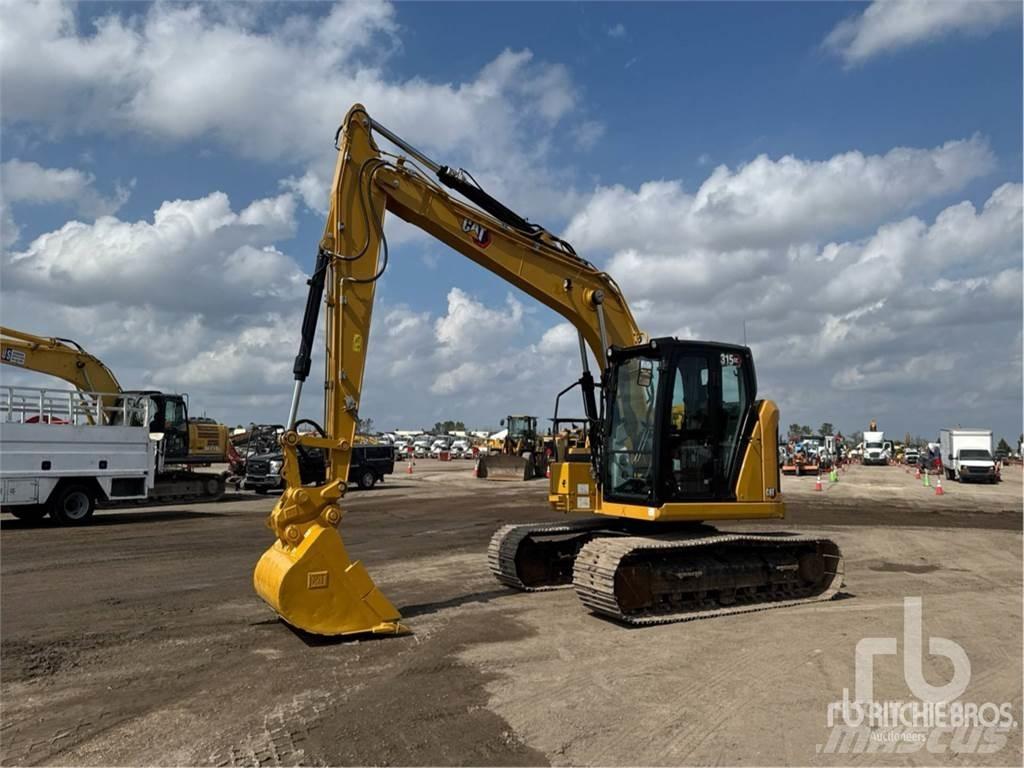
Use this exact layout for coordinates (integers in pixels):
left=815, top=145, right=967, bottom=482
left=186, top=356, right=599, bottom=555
left=253, top=105, right=843, bottom=636
left=1, top=327, right=123, bottom=417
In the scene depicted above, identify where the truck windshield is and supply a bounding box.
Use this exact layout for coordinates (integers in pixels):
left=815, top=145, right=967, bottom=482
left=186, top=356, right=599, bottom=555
left=866, top=442, right=883, bottom=449
left=959, top=449, right=992, bottom=460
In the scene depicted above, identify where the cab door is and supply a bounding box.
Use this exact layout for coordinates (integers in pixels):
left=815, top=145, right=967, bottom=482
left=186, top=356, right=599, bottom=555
left=661, top=347, right=753, bottom=502
left=149, top=395, right=190, bottom=461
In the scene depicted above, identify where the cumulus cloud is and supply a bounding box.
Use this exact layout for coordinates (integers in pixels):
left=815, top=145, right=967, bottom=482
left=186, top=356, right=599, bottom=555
left=434, top=288, right=524, bottom=359
left=1, top=159, right=133, bottom=246
left=581, top=180, right=1022, bottom=432
left=0, top=1, right=595, bottom=219
left=825, top=0, right=1020, bottom=66
left=564, top=137, right=995, bottom=254
left=4, top=191, right=303, bottom=316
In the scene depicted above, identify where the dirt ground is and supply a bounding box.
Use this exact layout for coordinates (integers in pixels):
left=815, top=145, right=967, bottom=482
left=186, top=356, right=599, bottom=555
left=2, top=461, right=1021, bottom=766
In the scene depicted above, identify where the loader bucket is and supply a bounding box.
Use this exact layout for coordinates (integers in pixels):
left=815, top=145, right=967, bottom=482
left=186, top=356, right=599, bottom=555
left=254, top=523, right=406, bottom=637
left=477, top=453, right=537, bottom=481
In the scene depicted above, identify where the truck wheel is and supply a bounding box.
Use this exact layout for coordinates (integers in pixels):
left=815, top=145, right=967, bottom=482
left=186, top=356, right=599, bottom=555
left=10, top=506, right=48, bottom=522
left=357, top=470, right=376, bottom=490
left=49, top=485, right=95, bottom=525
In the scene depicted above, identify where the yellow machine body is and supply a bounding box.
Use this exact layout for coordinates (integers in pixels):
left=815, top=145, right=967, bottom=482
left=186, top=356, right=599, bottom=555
left=549, top=400, right=785, bottom=521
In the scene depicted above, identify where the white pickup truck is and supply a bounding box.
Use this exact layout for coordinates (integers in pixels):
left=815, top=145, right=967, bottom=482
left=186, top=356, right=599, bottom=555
left=939, top=428, right=998, bottom=483
left=0, top=386, right=155, bottom=524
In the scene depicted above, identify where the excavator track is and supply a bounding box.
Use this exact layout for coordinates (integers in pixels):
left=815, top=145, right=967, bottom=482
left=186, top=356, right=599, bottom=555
left=101, top=472, right=227, bottom=508
left=572, top=532, right=843, bottom=625
left=488, top=519, right=610, bottom=591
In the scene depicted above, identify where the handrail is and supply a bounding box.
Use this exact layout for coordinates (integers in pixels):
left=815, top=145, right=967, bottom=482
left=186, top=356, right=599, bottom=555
left=0, top=385, right=151, bottom=426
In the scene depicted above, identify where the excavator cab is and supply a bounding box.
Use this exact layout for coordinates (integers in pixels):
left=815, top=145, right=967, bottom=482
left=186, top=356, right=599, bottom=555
left=603, top=339, right=756, bottom=506
left=143, top=393, right=190, bottom=462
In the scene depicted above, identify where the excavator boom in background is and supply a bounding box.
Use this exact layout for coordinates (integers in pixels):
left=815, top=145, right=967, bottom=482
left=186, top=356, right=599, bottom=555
left=1, top=326, right=234, bottom=502
left=253, top=105, right=844, bottom=636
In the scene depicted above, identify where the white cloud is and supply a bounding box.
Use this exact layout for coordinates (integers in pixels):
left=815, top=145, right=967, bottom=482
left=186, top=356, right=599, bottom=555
left=607, top=23, right=627, bottom=38
left=434, top=287, right=524, bottom=359
left=825, top=0, right=1020, bottom=65
left=4, top=190, right=302, bottom=315
left=1, top=159, right=132, bottom=224
left=565, top=136, right=994, bottom=254
left=577, top=179, right=1022, bottom=432
left=1, top=1, right=588, bottom=220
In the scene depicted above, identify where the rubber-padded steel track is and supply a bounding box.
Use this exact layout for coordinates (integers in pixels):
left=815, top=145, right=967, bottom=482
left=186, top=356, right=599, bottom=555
left=487, top=519, right=608, bottom=591
left=573, top=532, right=844, bottom=625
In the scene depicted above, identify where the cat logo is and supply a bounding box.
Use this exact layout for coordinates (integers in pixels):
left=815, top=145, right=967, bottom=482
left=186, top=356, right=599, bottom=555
left=461, top=218, right=491, bottom=249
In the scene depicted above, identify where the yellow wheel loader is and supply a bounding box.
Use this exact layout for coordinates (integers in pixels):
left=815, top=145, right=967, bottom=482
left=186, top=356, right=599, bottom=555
left=475, top=415, right=547, bottom=480
left=253, top=105, right=844, bottom=636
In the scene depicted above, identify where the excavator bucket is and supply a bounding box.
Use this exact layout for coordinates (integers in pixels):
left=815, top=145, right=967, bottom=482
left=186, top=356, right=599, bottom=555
left=254, top=523, right=406, bottom=637
left=476, top=453, right=541, bottom=481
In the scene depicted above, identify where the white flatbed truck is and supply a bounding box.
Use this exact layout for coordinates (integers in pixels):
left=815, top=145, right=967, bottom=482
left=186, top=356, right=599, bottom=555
left=0, top=386, right=155, bottom=524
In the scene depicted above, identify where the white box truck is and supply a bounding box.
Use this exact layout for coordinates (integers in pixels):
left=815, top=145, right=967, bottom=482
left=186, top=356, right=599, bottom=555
left=939, top=428, right=998, bottom=483
left=862, top=431, right=887, bottom=465
left=0, top=386, right=155, bottom=524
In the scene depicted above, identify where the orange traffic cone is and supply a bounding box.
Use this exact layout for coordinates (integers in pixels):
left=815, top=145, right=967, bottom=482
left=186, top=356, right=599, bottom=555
left=473, top=460, right=479, bottom=478
left=545, top=464, right=551, bottom=479
left=814, top=474, right=822, bottom=491
left=935, top=476, right=944, bottom=496
left=914, top=467, right=921, bottom=480
left=406, top=460, right=414, bottom=474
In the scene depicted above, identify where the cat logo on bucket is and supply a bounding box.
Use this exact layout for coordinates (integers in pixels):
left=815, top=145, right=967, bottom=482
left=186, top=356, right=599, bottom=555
left=461, top=218, right=491, bottom=248
left=307, top=571, right=329, bottom=589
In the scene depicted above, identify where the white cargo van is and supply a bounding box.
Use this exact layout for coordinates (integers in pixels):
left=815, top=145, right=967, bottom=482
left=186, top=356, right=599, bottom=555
left=939, top=428, right=998, bottom=483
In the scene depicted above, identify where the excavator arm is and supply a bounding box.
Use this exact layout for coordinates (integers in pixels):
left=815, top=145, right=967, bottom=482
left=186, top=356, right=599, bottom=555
left=255, top=105, right=648, bottom=635
left=1, top=326, right=124, bottom=420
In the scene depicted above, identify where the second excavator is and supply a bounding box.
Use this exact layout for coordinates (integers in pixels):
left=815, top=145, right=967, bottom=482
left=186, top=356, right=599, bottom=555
left=253, top=105, right=844, bottom=635
left=0, top=326, right=234, bottom=502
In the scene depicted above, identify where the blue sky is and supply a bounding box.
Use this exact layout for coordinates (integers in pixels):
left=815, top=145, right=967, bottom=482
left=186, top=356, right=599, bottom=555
left=2, top=1, right=1021, bottom=440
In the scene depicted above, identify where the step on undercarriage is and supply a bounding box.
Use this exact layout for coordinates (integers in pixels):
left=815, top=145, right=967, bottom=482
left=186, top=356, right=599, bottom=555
left=488, top=521, right=844, bottom=625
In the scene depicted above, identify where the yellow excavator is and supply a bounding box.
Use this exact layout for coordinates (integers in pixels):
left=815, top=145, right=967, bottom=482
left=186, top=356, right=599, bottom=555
left=0, top=326, right=233, bottom=501
left=253, top=105, right=844, bottom=635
